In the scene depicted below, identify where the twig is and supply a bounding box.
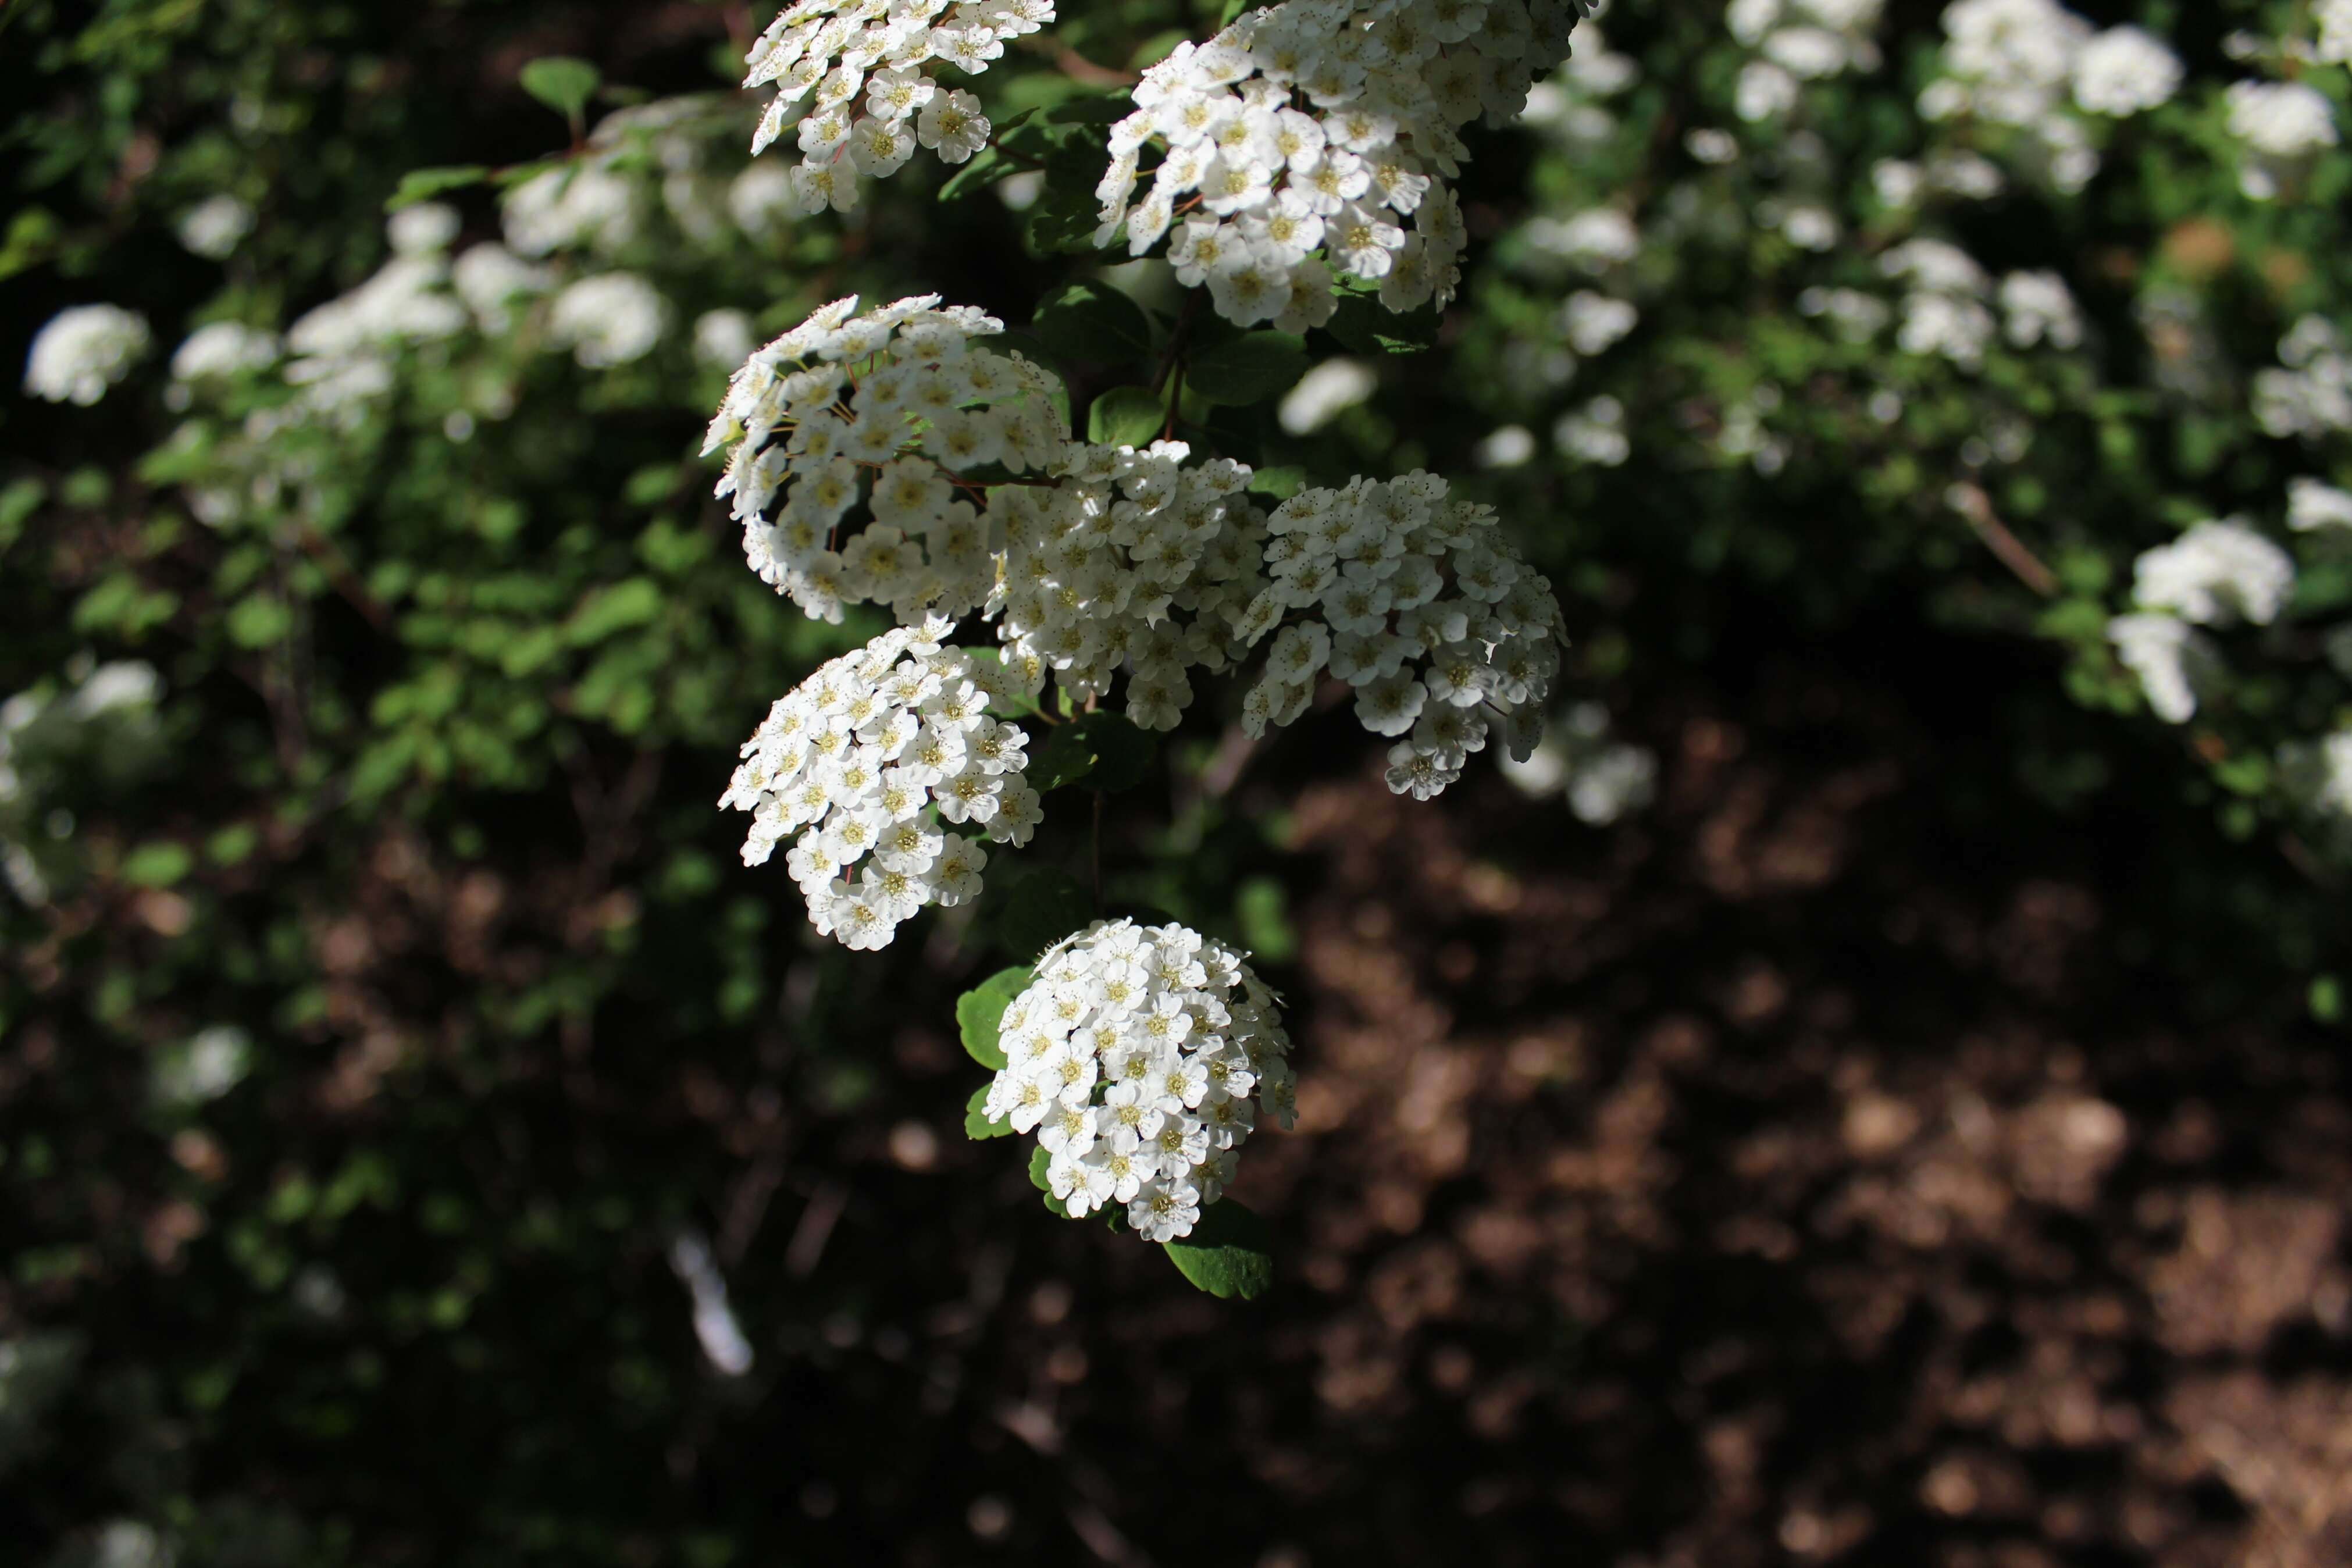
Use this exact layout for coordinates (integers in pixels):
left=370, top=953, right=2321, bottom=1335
left=1948, top=481, right=2058, bottom=597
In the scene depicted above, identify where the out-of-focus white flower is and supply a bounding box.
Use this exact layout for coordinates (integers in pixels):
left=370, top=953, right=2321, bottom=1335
left=1555, top=395, right=1630, bottom=465
left=1563, top=291, right=1638, bottom=355
left=153, top=1025, right=252, bottom=1109
left=2108, top=612, right=2215, bottom=724
left=2000, top=270, right=2083, bottom=349
left=503, top=165, right=637, bottom=255
left=1686, top=127, right=1741, bottom=164
left=387, top=202, right=460, bottom=255
left=2072, top=26, right=2182, bottom=115
left=1502, top=702, right=1656, bottom=824
left=728, top=163, right=797, bottom=236
left=1526, top=208, right=1640, bottom=269
left=170, top=322, right=281, bottom=382
left=177, top=194, right=254, bottom=259
left=549, top=273, right=668, bottom=368
left=451, top=244, right=553, bottom=330
left=693, top=308, right=756, bottom=370
left=2321, top=0, right=2352, bottom=63
left=2227, top=80, right=2338, bottom=198
left=23, top=305, right=149, bottom=405
left=1737, top=59, right=1802, bottom=120
left=1277, top=357, right=1377, bottom=434
left=2131, top=518, right=2295, bottom=626
left=2289, top=477, right=2352, bottom=532
left=1477, top=425, right=1538, bottom=468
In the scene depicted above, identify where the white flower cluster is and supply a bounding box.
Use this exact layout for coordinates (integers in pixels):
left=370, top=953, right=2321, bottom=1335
left=1877, top=241, right=2083, bottom=368
left=2322, top=0, right=2352, bottom=65
left=1235, top=471, right=1565, bottom=798
left=701, top=292, right=1068, bottom=625
left=1501, top=700, right=1657, bottom=825
left=743, top=0, right=1052, bottom=213
left=982, top=918, right=1294, bottom=1243
left=2069, top=26, right=2181, bottom=116
left=719, top=617, right=1042, bottom=947
left=2289, top=477, right=2352, bottom=533
left=2107, top=519, right=2296, bottom=725
left=1724, top=0, right=1884, bottom=124
left=2225, top=81, right=2339, bottom=201
left=2254, top=316, right=2352, bottom=440
left=22, top=304, right=150, bottom=407
left=990, top=441, right=1264, bottom=730
left=1915, top=0, right=2177, bottom=191
left=1093, top=0, right=1589, bottom=326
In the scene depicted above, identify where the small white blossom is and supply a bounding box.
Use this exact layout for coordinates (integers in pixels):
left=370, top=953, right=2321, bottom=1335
left=2130, top=518, right=2294, bottom=627
left=23, top=305, right=150, bottom=405
left=550, top=273, right=669, bottom=368
left=177, top=194, right=255, bottom=259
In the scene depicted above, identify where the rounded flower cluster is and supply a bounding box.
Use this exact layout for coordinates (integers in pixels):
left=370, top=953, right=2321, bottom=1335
left=744, top=0, right=1054, bottom=213
left=982, top=919, right=1294, bottom=1243
left=2107, top=519, right=2297, bottom=727
left=720, top=618, right=1043, bottom=949
left=2225, top=81, right=2339, bottom=201
left=701, top=293, right=1069, bottom=624
left=990, top=440, right=1267, bottom=730
left=1234, top=471, right=1565, bottom=799
left=1094, top=0, right=1590, bottom=326
left=22, top=304, right=151, bottom=407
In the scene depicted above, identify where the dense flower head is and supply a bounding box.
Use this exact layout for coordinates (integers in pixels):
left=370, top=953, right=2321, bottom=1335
left=982, top=918, right=1293, bottom=1243
left=1093, top=0, right=1591, bottom=326
left=988, top=440, right=1267, bottom=730
left=719, top=616, right=1042, bottom=948
left=2225, top=81, right=2339, bottom=200
left=743, top=0, right=1053, bottom=213
left=23, top=304, right=151, bottom=407
left=1232, top=471, right=1565, bottom=798
left=2069, top=26, right=2181, bottom=117
left=2254, top=316, right=2352, bottom=440
left=701, top=293, right=1068, bottom=624
left=2129, top=518, right=2295, bottom=629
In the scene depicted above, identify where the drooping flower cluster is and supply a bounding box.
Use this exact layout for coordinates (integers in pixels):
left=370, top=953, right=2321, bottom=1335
left=22, top=304, right=150, bottom=407
left=982, top=919, right=1294, bottom=1243
left=743, top=0, right=1053, bottom=213
left=990, top=441, right=1266, bottom=730
left=2107, top=519, right=2297, bottom=725
left=1232, top=472, right=1565, bottom=798
left=719, top=618, right=1042, bottom=948
left=701, top=293, right=1068, bottom=624
left=1093, top=0, right=1589, bottom=325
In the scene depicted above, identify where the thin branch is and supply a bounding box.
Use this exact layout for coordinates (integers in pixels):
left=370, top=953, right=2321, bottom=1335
left=1948, top=481, right=2059, bottom=598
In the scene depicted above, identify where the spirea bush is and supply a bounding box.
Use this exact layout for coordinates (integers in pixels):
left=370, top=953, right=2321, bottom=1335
left=15, top=14, right=2352, bottom=1540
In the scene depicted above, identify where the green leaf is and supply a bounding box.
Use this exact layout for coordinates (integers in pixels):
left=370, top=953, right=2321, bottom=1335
left=1324, top=295, right=1441, bottom=356
left=1246, top=465, right=1309, bottom=500
left=996, top=870, right=1092, bottom=961
left=938, top=144, right=1015, bottom=202
left=1033, top=280, right=1158, bottom=364
left=1031, top=711, right=1154, bottom=792
left=1185, top=332, right=1309, bottom=405
left=1164, top=1199, right=1275, bottom=1300
left=387, top=166, right=491, bottom=212
left=954, top=965, right=1032, bottom=1070
left=121, top=842, right=194, bottom=889
left=1029, top=1145, right=1070, bottom=1216
left=965, top=1085, right=1013, bottom=1139
left=1024, top=176, right=1107, bottom=255
left=1088, top=384, right=1168, bottom=447
left=519, top=57, right=601, bottom=125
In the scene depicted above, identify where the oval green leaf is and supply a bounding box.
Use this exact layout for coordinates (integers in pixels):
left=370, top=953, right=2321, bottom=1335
left=1164, top=1199, right=1274, bottom=1300
left=1087, top=384, right=1167, bottom=447
left=1185, top=331, right=1310, bottom=405
left=954, top=965, right=1033, bottom=1070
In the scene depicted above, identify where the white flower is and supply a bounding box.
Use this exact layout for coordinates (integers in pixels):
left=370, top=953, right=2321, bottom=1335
left=2226, top=80, right=2337, bottom=198
left=550, top=273, right=669, bottom=368
left=452, top=244, right=554, bottom=329
left=23, top=305, right=149, bottom=405
left=2322, top=0, right=2352, bottom=63
left=1092, top=0, right=1590, bottom=325
left=2071, top=26, right=2181, bottom=115
left=2289, top=477, right=2352, bottom=532
left=2108, top=612, right=2215, bottom=725
left=177, top=194, right=254, bottom=259
left=388, top=202, right=460, bottom=255
left=2130, top=519, right=2295, bottom=627
left=502, top=165, right=636, bottom=255
left=1278, top=357, right=1377, bottom=434
left=1555, top=395, right=1629, bottom=466
left=693, top=308, right=756, bottom=369
left=984, top=918, right=1291, bottom=1243
left=1526, top=207, right=1638, bottom=270
left=1999, top=270, right=2082, bottom=350
left=169, top=322, right=281, bottom=382
left=724, top=619, right=1041, bottom=948
left=916, top=90, right=992, bottom=164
